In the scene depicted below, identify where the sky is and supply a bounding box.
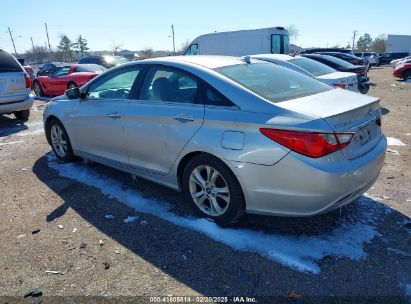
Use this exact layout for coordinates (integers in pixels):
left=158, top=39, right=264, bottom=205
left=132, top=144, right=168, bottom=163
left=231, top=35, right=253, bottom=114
left=1, top=0, right=410, bottom=54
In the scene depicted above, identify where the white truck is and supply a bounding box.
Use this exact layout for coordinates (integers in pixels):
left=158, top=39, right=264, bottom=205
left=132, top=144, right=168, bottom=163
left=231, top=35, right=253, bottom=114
left=184, top=27, right=289, bottom=56
left=387, top=35, right=411, bottom=54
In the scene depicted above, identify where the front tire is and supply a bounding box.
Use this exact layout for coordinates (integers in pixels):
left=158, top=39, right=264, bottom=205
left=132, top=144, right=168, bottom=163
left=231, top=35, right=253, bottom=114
left=403, top=70, right=411, bottom=81
left=14, top=109, right=30, bottom=120
left=33, top=81, right=44, bottom=97
left=182, top=154, right=245, bottom=226
left=46, top=119, right=74, bottom=162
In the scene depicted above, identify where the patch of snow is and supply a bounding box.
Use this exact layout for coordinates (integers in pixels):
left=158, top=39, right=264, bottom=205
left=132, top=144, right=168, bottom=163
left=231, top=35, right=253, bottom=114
left=387, top=247, right=411, bottom=257
left=48, top=154, right=385, bottom=274
left=0, top=140, right=24, bottom=146
left=123, top=216, right=139, bottom=223
left=387, top=137, right=406, bottom=146
left=104, top=214, right=115, bottom=219
left=387, top=149, right=400, bottom=155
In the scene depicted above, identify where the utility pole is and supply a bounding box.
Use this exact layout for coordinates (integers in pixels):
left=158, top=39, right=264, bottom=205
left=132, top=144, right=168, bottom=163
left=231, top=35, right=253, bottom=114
left=352, top=30, right=358, bottom=51
left=171, top=24, right=175, bottom=55
left=45, top=22, right=51, bottom=52
left=7, top=27, right=17, bottom=55
left=30, top=37, right=35, bottom=52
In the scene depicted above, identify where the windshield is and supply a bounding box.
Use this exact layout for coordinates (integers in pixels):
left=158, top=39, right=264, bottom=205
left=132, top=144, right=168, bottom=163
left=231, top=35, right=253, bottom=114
left=215, top=63, right=331, bottom=103
left=289, top=57, right=336, bottom=76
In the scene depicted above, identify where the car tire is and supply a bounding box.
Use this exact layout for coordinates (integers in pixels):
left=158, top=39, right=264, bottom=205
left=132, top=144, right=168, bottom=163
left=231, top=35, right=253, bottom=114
left=14, top=109, right=30, bottom=121
left=403, top=70, right=411, bottom=81
left=46, top=119, right=74, bottom=162
left=182, top=154, right=245, bottom=226
left=67, top=82, right=78, bottom=90
left=33, top=81, right=44, bottom=97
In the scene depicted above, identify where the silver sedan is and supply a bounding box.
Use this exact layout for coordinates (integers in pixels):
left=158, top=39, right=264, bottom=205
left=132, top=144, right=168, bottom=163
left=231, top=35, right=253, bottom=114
left=43, top=56, right=387, bottom=225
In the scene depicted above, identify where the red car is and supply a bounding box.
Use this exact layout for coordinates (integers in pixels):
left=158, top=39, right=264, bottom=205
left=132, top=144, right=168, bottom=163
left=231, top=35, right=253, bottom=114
left=393, top=60, right=411, bottom=81
left=32, top=64, right=106, bottom=96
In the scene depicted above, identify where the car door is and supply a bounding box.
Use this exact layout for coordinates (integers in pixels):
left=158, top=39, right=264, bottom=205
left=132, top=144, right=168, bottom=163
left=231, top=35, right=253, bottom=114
left=46, top=66, right=71, bottom=95
left=67, top=66, right=142, bottom=164
left=124, top=65, right=204, bottom=175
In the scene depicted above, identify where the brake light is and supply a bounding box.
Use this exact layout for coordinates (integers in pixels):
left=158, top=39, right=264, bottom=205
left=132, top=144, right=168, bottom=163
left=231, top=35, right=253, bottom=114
left=24, top=73, right=31, bottom=88
left=349, top=60, right=359, bottom=65
left=260, top=128, right=353, bottom=158
left=334, top=84, right=348, bottom=89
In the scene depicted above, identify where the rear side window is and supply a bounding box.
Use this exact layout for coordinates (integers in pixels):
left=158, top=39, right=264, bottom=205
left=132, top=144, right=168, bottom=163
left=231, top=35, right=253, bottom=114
left=289, top=57, right=336, bottom=76
left=139, top=67, right=200, bottom=104
left=0, top=50, right=22, bottom=73
left=205, top=86, right=235, bottom=107
left=215, top=63, right=331, bottom=103
left=184, top=44, right=198, bottom=55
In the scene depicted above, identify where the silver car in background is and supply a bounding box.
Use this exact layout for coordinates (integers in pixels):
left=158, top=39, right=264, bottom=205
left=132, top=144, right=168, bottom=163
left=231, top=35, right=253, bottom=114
left=251, top=54, right=359, bottom=92
left=43, top=56, right=386, bottom=225
left=0, top=49, right=34, bottom=120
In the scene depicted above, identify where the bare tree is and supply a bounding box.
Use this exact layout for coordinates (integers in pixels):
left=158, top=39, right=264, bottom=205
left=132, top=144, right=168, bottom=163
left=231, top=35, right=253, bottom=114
left=177, top=39, right=191, bottom=55
left=370, top=34, right=387, bottom=53
left=110, top=41, right=123, bottom=55
left=24, top=46, right=49, bottom=63
left=139, top=47, right=154, bottom=59
left=286, top=25, right=300, bottom=44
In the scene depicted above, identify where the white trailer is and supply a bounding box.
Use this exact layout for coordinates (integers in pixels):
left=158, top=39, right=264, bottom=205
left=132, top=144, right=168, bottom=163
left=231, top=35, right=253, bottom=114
left=184, top=27, right=289, bottom=56
left=387, top=35, right=411, bottom=53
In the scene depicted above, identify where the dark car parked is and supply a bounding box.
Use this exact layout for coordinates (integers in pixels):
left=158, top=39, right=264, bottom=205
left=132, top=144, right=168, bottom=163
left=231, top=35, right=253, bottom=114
left=316, top=52, right=368, bottom=66
left=37, top=62, right=70, bottom=77
left=379, top=52, right=410, bottom=65
left=301, top=53, right=370, bottom=94
left=78, top=55, right=128, bottom=69
left=299, top=48, right=354, bottom=55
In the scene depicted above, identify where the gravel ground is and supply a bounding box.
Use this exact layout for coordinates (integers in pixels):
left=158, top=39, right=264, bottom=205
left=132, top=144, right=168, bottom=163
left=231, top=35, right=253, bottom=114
left=0, top=66, right=410, bottom=304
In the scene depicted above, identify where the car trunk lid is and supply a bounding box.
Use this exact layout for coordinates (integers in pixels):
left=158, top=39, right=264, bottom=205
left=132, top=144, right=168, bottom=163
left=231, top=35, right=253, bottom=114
left=0, top=72, right=26, bottom=97
left=317, top=72, right=358, bottom=92
left=276, top=89, right=382, bottom=159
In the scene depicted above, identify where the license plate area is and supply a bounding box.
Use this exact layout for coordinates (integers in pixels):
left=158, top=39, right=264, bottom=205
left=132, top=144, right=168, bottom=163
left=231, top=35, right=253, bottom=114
left=354, top=125, right=372, bottom=146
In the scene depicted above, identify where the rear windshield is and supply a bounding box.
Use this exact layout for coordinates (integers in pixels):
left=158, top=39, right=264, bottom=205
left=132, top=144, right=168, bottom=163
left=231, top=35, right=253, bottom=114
left=0, top=51, right=23, bottom=73
left=74, top=64, right=106, bottom=73
left=289, top=57, right=336, bottom=76
left=215, top=63, right=331, bottom=103
left=317, top=55, right=354, bottom=68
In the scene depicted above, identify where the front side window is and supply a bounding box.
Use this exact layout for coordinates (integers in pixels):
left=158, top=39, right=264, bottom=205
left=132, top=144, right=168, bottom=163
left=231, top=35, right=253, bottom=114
left=215, top=63, right=331, bottom=103
left=184, top=44, right=198, bottom=55
left=87, top=68, right=140, bottom=99
left=139, top=67, right=199, bottom=104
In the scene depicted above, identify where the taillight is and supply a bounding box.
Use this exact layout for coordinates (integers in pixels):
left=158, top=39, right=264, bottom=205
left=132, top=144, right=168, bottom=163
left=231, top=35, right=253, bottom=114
left=349, top=60, right=358, bottom=64
left=24, top=73, right=31, bottom=88
left=260, top=128, right=353, bottom=158
left=334, top=84, right=348, bottom=89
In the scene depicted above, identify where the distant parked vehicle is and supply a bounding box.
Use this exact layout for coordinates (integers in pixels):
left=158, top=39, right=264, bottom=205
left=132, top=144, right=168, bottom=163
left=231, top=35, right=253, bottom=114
left=300, top=48, right=354, bottom=55
left=43, top=55, right=386, bottom=225
left=33, top=64, right=106, bottom=97
left=390, top=56, right=411, bottom=66
left=393, top=61, right=411, bottom=80
left=78, top=55, right=129, bottom=69
left=251, top=54, right=359, bottom=92
left=355, top=52, right=380, bottom=67
left=301, top=53, right=370, bottom=94
left=0, top=49, right=33, bottom=120
left=37, top=62, right=71, bottom=77
left=318, top=52, right=368, bottom=67
left=183, top=27, right=289, bottom=56
left=379, top=52, right=409, bottom=65
left=16, top=58, right=35, bottom=80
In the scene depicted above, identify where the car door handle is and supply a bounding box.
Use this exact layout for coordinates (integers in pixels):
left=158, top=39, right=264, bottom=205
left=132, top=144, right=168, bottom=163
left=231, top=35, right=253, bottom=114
left=107, top=112, right=122, bottom=119
left=173, top=114, right=195, bottom=122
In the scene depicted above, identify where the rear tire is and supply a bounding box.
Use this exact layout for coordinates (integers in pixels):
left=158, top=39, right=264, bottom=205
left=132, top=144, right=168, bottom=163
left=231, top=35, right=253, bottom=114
left=403, top=70, right=411, bottom=81
left=182, top=154, right=245, bottom=226
left=33, top=81, right=44, bottom=97
left=14, top=109, right=30, bottom=121
left=46, top=119, right=74, bottom=162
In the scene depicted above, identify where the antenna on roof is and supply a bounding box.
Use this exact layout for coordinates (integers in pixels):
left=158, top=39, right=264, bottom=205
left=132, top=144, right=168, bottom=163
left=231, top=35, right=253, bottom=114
left=241, top=55, right=251, bottom=64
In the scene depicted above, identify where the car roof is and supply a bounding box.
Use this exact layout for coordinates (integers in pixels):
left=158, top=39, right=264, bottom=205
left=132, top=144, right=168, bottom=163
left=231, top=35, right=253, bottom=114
left=128, top=55, right=262, bottom=69
left=251, top=54, right=294, bottom=61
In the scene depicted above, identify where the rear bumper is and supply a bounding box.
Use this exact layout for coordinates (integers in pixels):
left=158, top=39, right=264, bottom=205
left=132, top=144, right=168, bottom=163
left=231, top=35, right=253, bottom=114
left=0, top=94, right=34, bottom=114
left=228, top=135, right=387, bottom=217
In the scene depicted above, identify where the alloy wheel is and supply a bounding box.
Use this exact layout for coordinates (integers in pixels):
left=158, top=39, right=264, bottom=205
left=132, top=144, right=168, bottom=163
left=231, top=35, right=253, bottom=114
left=50, top=124, right=67, bottom=158
left=189, top=165, right=230, bottom=216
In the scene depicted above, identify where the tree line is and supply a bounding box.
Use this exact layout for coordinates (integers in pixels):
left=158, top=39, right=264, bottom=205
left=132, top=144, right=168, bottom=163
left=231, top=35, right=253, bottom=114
left=355, top=33, right=387, bottom=53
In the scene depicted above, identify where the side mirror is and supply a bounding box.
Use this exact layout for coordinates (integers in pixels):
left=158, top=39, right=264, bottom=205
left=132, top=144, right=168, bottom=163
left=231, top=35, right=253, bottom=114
left=65, top=87, right=80, bottom=99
